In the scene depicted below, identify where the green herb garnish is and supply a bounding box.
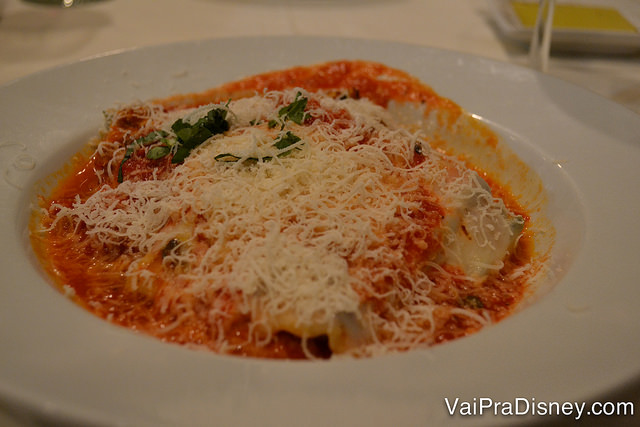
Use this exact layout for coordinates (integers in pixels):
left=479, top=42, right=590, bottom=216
left=146, top=145, right=172, bottom=160
left=117, top=107, right=230, bottom=182
left=215, top=131, right=302, bottom=164
left=214, top=153, right=243, bottom=162
left=170, top=108, right=230, bottom=163
left=117, top=97, right=307, bottom=182
left=268, top=119, right=279, bottom=129
left=274, top=131, right=301, bottom=156
left=139, top=130, right=170, bottom=146
left=278, top=92, right=309, bottom=125
left=117, top=130, right=170, bottom=182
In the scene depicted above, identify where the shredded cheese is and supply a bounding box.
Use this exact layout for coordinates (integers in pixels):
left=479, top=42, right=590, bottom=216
left=39, top=87, right=525, bottom=358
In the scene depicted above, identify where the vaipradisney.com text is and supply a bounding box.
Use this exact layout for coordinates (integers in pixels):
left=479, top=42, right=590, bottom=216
left=444, top=397, right=635, bottom=420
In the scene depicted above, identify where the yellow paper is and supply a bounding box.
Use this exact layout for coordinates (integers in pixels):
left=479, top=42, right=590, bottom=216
left=510, top=1, right=638, bottom=33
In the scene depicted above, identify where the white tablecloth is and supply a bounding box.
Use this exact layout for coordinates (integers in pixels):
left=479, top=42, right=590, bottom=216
left=1, top=0, right=640, bottom=113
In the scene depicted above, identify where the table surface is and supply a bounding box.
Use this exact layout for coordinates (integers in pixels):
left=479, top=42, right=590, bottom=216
left=1, top=0, right=640, bottom=114
left=1, top=0, right=639, bottom=426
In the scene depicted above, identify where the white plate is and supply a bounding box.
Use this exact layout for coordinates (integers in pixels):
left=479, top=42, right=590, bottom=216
left=489, top=0, right=640, bottom=54
left=1, top=37, right=639, bottom=426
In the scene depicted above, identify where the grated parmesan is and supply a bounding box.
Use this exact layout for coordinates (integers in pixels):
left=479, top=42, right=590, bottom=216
left=36, top=83, right=527, bottom=358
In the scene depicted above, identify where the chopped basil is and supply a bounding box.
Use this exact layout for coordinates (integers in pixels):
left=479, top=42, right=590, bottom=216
left=171, top=108, right=230, bottom=163
left=117, top=98, right=307, bottom=182
left=146, top=145, right=172, bottom=160
left=138, top=130, right=169, bottom=146
left=278, top=92, right=309, bottom=125
left=117, top=130, right=170, bottom=182
left=117, top=145, right=135, bottom=183
left=117, top=107, right=230, bottom=182
left=215, top=154, right=275, bottom=163
left=215, top=131, right=302, bottom=164
left=214, top=153, right=243, bottom=162
left=274, top=131, right=301, bottom=156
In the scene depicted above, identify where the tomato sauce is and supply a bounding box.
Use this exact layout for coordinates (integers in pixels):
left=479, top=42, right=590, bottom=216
left=32, top=61, right=535, bottom=359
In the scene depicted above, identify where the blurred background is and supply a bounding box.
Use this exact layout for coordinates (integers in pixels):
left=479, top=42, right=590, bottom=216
left=0, top=0, right=639, bottom=113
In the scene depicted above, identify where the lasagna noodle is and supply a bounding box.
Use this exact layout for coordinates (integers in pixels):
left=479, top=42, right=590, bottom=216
left=33, top=61, right=534, bottom=359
